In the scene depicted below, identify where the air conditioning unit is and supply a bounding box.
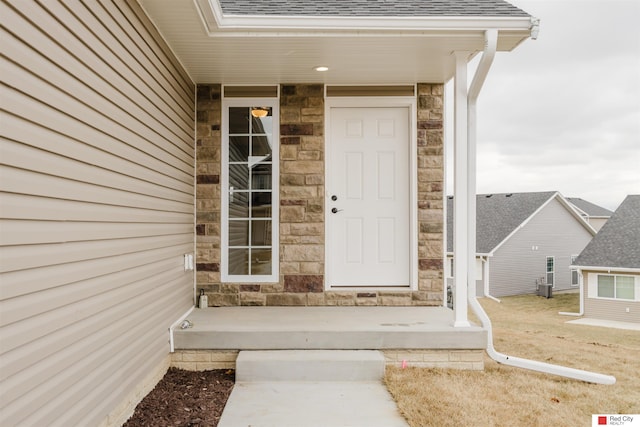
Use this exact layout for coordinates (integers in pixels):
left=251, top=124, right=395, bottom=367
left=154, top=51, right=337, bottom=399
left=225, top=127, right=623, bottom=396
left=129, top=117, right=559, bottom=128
left=538, top=284, right=553, bottom=299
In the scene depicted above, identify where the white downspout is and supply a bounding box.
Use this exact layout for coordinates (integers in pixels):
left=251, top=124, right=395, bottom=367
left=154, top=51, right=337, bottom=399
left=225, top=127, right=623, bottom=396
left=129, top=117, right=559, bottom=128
left=482, top=257, right=501, bottom=303
left=559, top=270, right=584, bottom=316
left=169, top=306, right=195, bottom=352
left=466, top=29, right=615, bottom=385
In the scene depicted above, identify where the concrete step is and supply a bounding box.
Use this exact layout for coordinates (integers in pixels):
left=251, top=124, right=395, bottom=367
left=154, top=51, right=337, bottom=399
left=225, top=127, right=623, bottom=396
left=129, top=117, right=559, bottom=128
left=218, top=381, right=409, bottom=427
left=235, top=350, right=385, bottom=382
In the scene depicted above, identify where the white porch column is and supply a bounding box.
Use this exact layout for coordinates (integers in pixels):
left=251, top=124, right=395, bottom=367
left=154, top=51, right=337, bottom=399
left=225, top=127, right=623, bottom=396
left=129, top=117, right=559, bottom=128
left=453, top=51, right=471, bottom=327
left=468, top=29, right=497, bottom=304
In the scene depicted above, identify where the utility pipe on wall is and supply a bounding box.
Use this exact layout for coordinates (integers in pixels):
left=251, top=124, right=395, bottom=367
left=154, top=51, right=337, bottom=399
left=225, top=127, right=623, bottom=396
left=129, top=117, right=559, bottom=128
left=465, top=29, right=615, bottom=385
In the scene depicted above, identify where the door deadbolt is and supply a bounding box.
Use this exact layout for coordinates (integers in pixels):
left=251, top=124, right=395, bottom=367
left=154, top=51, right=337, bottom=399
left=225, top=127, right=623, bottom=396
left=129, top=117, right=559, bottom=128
left=331, top=195, right=338, bottom=201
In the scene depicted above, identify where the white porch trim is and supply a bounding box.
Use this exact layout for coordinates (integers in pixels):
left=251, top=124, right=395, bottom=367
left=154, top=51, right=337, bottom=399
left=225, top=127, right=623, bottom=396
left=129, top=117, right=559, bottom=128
left=452, top=51, right=470, bottom=327
left=452, top=29, right=498, bottom=327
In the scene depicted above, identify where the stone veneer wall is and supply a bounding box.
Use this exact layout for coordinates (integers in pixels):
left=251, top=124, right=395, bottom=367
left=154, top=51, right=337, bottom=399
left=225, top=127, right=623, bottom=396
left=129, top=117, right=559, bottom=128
left=195, top=83, right=444, bottom=306
left=170, top=350, right=483, bottom=371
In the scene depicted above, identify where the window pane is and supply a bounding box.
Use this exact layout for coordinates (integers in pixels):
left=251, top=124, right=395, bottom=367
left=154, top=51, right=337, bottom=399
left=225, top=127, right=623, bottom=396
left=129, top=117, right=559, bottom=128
left=546, top=257, right=554, bottom=272
left=229, top=107, right=249, bottom=133
left=598, top=275, right=615, bottom=298
left=251, top=108, right=273, bottom=133
left=251, top=249, right=272, bottom=275
left=252, top=135, right=272, bottom=157
left=229, top=136, right=249, bottom=161
left=546, top=272, right=554, bottom=285
left=571, top=270, right=579, bottom=285
left=252, top=192, right=272, bottom=218
left=228, top=220, right=249, bottom=246
left=229, top=192, right=249, bottom=218
left=251, top=220, right=272, bottom=246
left=228, top=248, right=249, bottom=275
left=229, top=164, right=249, bottom=190
left=225, top=103, right=276, bottom=279
left=252, top=164, right=272, bottom=189
left=616, top=276, right=635, bottom=300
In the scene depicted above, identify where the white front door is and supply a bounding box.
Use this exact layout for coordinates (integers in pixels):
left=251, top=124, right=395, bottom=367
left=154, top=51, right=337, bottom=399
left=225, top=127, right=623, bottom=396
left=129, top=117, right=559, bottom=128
left=327, top=107, right=410, bottom=287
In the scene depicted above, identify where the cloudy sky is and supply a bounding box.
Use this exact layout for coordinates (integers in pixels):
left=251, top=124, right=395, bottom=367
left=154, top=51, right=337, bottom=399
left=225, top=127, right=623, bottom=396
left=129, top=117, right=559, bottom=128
left=445, top=0, right=640, bottom=211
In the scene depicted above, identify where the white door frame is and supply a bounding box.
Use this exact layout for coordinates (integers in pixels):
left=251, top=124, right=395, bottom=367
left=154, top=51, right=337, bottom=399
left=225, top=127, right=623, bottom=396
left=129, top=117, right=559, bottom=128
left=324, top=96, right=418, bottom=290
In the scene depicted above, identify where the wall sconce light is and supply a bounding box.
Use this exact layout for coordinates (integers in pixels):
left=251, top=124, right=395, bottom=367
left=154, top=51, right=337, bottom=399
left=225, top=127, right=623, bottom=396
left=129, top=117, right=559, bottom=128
left=251, top=107, right=269, bottom=118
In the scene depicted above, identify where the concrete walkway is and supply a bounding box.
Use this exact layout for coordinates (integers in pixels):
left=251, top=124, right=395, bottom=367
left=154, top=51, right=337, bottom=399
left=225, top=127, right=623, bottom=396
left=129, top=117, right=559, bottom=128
left=218, top=350, right=409, bottom=427
left=566, top=317, right=640, bottom=331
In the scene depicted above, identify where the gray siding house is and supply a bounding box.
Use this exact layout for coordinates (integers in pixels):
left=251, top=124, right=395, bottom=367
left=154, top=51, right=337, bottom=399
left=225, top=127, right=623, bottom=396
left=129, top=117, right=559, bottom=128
left=567, top=197, right=613, bottom=232
left=1, top=1, right=536, bottom=425
left=446, top=192, right=596, bottom=298
left=573, top=195, right=640, bottom=324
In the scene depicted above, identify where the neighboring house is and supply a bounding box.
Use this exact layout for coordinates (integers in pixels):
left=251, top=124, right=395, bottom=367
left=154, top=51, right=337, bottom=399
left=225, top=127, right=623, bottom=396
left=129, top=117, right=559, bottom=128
left=567, top=197, right=613, bottom=231
left=446, top=192, right=596, bottom=298
left=0, top=1, right=536, bottom=425
left=573, top=195, right=640, bottom=324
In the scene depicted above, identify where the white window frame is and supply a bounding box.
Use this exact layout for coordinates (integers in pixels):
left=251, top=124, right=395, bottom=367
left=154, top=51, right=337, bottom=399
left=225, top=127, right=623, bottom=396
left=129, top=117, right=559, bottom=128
left=221, top=96, right=280, bottom=282
left=570, top=255, right=579, bottom=287
left=546, top=256, right=555, bottom=287
left=588, top=273, right=639, bottom=301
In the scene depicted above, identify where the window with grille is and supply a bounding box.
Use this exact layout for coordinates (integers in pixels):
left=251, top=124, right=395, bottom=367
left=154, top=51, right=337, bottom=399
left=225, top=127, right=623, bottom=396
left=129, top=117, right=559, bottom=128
left=222, top=99, right=279, bottom=282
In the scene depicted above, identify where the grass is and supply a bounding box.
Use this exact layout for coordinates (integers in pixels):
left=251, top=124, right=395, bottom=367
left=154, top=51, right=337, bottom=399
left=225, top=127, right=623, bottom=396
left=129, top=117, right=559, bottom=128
left=385, top=293, right=640, bottom=427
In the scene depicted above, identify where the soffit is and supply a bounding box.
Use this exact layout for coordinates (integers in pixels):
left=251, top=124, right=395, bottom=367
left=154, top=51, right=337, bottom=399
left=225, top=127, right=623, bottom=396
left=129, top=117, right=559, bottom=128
left=139, top=0, right=532, bottom=84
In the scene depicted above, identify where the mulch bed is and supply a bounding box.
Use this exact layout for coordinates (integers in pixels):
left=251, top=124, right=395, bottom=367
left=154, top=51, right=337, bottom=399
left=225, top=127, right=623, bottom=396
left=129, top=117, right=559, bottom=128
left=124, top=368, right=235, bottom=427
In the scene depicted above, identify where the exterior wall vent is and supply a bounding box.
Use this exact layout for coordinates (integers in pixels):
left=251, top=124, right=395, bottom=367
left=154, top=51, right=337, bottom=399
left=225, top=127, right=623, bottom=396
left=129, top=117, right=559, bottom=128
left=224, top=85, right=279, bottom=98
left=326, top=85, right=415, bottom=97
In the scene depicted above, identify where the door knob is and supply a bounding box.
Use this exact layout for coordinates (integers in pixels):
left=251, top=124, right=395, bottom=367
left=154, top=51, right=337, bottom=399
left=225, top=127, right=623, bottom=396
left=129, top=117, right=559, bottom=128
left=331, top=207, right=343, bottom=214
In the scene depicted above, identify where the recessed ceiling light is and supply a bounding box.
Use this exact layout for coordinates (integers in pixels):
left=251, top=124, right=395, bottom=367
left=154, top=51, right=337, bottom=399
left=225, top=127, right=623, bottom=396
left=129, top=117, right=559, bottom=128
left=314, top=66, right=329, bottom=72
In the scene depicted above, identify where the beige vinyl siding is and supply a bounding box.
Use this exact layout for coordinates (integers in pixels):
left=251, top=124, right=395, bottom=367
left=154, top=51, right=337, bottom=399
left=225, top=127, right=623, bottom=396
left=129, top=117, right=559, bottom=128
left=583, top=271, right=640, bottom=323
left=1, top=0, right=195, bottom=425
left=489, top=197, right=593, bottom=297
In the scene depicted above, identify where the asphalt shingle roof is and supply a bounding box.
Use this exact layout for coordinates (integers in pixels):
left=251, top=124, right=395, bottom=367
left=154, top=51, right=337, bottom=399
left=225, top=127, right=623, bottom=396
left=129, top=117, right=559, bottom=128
left=446, top=191, right=557, bottom=254
left=218, top=0, right=530, bottom=17
left=567, top=197, right=613, bottom=218
left=574, top=195, right=640, bottom=269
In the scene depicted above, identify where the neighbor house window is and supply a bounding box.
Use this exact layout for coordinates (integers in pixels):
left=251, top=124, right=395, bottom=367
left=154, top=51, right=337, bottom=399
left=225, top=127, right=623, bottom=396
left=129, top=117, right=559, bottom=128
left=222, top=99, right=279, bottom=282
left=596, top=274, right=636, bottom=300
left=570, top=255, right=579, bottom=287
left=546, top=256, right=554, bottom=286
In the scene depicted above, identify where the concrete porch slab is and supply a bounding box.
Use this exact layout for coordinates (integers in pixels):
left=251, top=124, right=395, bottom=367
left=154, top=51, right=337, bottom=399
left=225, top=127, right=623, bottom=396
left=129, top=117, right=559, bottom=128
left=174, top=306, right=486, bottom=350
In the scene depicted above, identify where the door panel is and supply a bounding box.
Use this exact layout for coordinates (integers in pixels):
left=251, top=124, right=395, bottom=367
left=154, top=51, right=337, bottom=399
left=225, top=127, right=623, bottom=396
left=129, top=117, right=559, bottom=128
left=328, top=107, right=410, bottom=286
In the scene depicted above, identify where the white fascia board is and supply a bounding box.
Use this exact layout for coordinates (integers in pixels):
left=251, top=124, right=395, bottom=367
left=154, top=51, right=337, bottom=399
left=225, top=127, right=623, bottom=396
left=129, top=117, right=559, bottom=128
left=446, top=252, right=492, bottom=257
left=575, top=266, right=640, bottom=274
left=488, top=193, right=557, bottom=256
left=555, top=193, right=597, bottom=236
left=568, top=203, right=589, bottom=217
left=489, top=192, right=596, bottom=256
left=196, top=0, right=532, bottom=35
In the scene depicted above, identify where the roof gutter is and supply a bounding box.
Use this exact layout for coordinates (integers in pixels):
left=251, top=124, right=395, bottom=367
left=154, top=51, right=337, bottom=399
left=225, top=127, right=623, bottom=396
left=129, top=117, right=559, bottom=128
left=195, top=0, right=534, bottom=35
left=573, top=266, right=640, bottom=274
left=466, top=30, right=615, bottom=385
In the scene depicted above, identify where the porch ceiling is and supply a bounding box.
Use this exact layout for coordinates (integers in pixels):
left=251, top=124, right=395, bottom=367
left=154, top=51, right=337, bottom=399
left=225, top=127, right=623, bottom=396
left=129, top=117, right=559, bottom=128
left=138, top=0, right=533, bottom=85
